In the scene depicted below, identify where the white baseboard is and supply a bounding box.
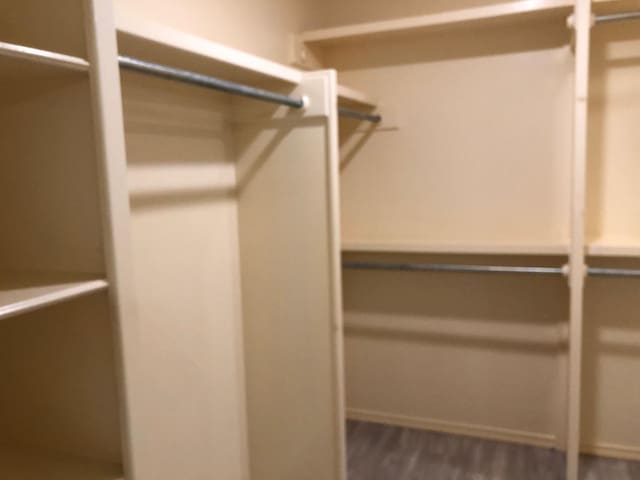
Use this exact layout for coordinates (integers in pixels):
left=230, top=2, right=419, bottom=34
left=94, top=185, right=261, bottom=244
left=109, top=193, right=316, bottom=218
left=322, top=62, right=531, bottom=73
left=347, top=408, right=640, bottom=462
left=581, top=442, right=640, bottom=462
left=346, top=408, right=557, bottom=449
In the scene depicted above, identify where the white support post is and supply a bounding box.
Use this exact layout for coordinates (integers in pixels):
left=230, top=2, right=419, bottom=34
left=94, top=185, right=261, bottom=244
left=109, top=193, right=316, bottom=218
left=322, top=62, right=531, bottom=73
left=567, top=1, right=591, bottom=479
left=84, top=0, right=142, bottom=478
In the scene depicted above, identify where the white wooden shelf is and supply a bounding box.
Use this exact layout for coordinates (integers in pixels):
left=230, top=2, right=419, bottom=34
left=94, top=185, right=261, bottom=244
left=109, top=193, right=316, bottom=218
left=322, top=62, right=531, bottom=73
left=115, top=12, right=302, bottom=88
left=299, top=0, right=575, bottom=46
left=0, top=444, right=122, bottom=480
left=342, top=241, right=569, bottom=256
left=0, top=41, right=89, bottom=71
left=0, top=272, right=108, bottom=321
left=587, top=239, right=640, bottom=258
left=0, top=45, right=88, bottom=93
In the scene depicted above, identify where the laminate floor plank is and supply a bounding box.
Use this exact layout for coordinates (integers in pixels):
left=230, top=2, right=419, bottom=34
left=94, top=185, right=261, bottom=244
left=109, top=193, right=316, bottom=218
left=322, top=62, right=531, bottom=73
left=346, top=420, right=640, bottom=480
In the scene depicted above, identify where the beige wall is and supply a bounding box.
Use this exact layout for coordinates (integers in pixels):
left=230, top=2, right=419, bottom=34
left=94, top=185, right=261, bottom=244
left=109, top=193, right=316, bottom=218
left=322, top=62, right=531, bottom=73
left=334, top=20, right=573, bottom=252
left=332, top=19, right=574, bottom=448
left=343, top=253, right=568, bottom=446
left=114, top=0, right=323, bottom=64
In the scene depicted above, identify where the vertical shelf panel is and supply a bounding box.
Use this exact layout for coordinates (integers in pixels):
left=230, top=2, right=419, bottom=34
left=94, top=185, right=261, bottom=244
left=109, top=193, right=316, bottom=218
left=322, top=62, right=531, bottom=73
left=120, top=65, right=247, bottom=480
left=567, top=1, right=591, bottom=479
left=237, top=72, right=343, bottom=480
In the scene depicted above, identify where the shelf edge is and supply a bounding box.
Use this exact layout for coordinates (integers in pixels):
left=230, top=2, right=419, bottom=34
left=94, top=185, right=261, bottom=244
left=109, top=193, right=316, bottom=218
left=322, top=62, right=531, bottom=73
left=587, top=243, right=640, bottom=258
left=0, top=279, right=109, bottom=321
left=115, top=11, right=302, bottom=86
left=341, top=241, right=570, bottom=256
left=0, top=41, right=90, bottom=71
left=300, top=0, right=573, bottom=44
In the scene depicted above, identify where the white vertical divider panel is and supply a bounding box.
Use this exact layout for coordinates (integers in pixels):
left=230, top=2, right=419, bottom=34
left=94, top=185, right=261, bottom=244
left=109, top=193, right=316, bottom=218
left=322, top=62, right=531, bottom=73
left=567, top=1, right=591, bottom=479
left=83, top=0, right=141, bottom=478
left=325, top=69, right=349, bottom=480
left=236, top=70, right=345, bottom=480
left=121, top=72, right=247, bottom=480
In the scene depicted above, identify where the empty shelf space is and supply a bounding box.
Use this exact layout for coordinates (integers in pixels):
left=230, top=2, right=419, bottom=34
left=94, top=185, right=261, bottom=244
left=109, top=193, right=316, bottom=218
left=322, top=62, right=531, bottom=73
left=0, top=444, right=122, bottom=480
left=342, top=241, right=570, bottom=256
left=298, top=0, right=575, bottom=46
left=0, top=0, right=87, bottom=58
left=116, top=12, right=301, bottom=89
left=0, top=272, right=108, bottom=321
left=0, top=41, right=89, bottom=71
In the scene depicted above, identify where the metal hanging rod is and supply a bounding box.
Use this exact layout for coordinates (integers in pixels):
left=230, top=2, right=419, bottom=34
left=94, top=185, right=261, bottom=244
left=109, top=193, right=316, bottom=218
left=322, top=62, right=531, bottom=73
left=342, top=261, right=640, bottom=279
left=342, top=261, right=564, bottom=276
left=118, top=55, right=306, bottom=109
left=595, top=11, right=640, bottom=25
left=338, top=107, right=382, bottom=123
left=588, top=267, right=640, bottom=278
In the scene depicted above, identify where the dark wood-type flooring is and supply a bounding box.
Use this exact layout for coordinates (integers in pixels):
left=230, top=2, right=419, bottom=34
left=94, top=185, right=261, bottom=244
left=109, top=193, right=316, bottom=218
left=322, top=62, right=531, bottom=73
left=347, top=420, right=640, bottom=480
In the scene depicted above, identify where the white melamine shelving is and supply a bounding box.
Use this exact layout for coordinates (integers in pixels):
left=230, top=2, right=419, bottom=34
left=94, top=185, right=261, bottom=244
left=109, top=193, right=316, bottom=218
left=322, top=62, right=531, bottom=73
left=587, top=239, right=640, bottom=258
left=0, top=41, right=89, bottom=71
left=342, top=241, right=570, bottom=256
left=299, top=0, right=574, bottom=46
left=298, top=0, right=633, bottom=49
left=0, top=272, right=108, bottom=321
left=115, top=12, right=302, bottom=88
left=0, top=444, right=122, bottom=480
left=0, top=48, right=88, bottom=92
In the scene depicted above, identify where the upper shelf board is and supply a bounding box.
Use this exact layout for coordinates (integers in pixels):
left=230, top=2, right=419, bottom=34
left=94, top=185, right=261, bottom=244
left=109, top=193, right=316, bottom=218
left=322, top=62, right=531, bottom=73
left=0, top=43, right=88, bottom=93
left=299, top=0, right=576, bottom=46
left=116, top=12, right=302, bottom=88
left=342, top=241, right=569, bottom=256
left=299, top=0, right=636, bottom=47
left=0, top=272, right=108, bottom=321
left=0, top=41, right=89, bottom=71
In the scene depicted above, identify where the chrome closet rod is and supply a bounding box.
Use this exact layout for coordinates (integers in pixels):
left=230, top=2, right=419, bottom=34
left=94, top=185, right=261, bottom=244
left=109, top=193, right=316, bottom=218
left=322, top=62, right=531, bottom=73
left=118, top=55, right=305, bottom=109
left=338, top=107, right=382, bottom=123
left=588, top=267, right=640, bottom=278
left=595, top=11, right=640, bottom=24
left=342, top=261, right=564, bottom=276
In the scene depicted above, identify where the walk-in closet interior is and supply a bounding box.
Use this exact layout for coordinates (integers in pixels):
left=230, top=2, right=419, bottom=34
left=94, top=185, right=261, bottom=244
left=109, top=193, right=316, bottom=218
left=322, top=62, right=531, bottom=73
left=0, top=0, right=638, bottom=479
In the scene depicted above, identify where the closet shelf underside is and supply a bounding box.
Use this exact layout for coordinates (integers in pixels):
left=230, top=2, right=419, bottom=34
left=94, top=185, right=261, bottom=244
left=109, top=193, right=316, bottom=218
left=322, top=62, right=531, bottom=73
left=342, top=241, right=569, bottom=256
left=115, top=12, right=301, bottom=89
left=0, top=444, right=122, bottom=480
left=298, top=0, right=632, bottom=46
left=0, top=272, right=108, bottom=321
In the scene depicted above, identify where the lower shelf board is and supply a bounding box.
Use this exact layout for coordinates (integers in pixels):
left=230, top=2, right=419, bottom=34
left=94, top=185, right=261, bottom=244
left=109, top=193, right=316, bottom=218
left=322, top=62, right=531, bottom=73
left=342, top=241, right=569, bottom=256
left=0, top=271, right=108, bottom=321
left=0, top=444, right=123, bottom=480
left=587, top=240, right=640, bottom=258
